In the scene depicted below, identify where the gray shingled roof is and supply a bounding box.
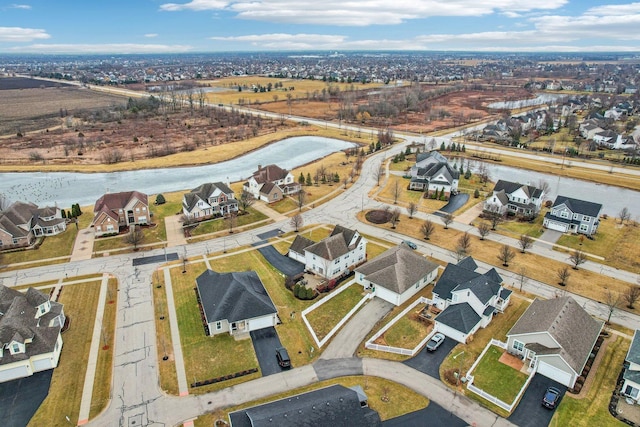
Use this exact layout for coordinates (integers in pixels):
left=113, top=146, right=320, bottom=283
left=183, top=182, right=235, bottom=211
left=355, top=245, right=438, bottom=294
left=228, top=384, right=381, bottom=427
left=433, top=257, right=501, bottom=303
left=196, top=270, right=277, bottom=324
left=551, top=195, right=603, bottom=218
left=436, top=303, right=481, bottom=334
left=507, top=296, right=603, bottom=374
left=626, top=330, right=640, bottom=365
left=306, top=225, right=360, bottom=261
left=493, top=180, right=544, bottom=199
left=289, top=235, right=315, bottom=255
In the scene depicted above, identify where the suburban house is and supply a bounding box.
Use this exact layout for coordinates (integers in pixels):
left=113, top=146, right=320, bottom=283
left=91, top=191, right=150, bottom=237
left=355, top=244, right=439, bottom=306
left=483, top=180, right=545, bottom=218
left=0, top=202, right=67, bottom=249
left=228, top=384, right=381, bottom=427
left=432, top=257, right=512, bottom=343
left=182, top=182, right=238, bottom=221
left=287, top=225, right=366, bottom=280
left=243, top=164, right=301, bottom=203
left=622, top=330, right=640, bottom=402
left=408, top=151, right=459, bottom=197
left=506, top=296, right=603, bottom=388
left=543, top=195, right=603, bottom=236
left=195, top=270, right=278, bottom=336
left=0, top=285, right=65, bottom=383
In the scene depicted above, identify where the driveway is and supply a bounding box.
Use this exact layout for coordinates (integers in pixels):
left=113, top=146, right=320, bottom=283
left=383, top=402, right=468, bottom=427
left=250, top=327, right=287, bottom=376
left=403, top=337, right=458, bottom=378
left=255, top=245, right=305, bottom=277
left=537, top=229, right=563, bottom=247
left=436, top=193, right=470, bottom=215
left=508, top=374, right=566, bottom=427
left=0, top=370, right=53, bottom=427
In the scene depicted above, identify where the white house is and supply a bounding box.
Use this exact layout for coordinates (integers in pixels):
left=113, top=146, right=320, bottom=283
left=289, top=225, right=366, bottom=280
left=0, top=202, right=67, bottom=249
left=543, top=195, right=603, bottom=236
left=0, top=285, right=65, bottom=383
left=483, top=180, right=545, bottom=218
left=432, top=257, right=511, bottom=343
left=622, top=330, right=640, bottom=402
left=355, top=244, right=439, bottom=306
left=182, top=182, right=238, bottom=221
left=506, top=296, right=603, bottom=388
left=408, top=152, right=459, bottom=198
left=195, top=270, right=278, bottom=337
left=243, top=164, right=301, bottom=203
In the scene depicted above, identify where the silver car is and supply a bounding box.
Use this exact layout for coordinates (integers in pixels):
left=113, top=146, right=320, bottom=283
left=426, top=333, right=445, bottom=351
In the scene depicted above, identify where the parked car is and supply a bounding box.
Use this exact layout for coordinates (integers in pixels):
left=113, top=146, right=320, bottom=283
left=426, top=333, right=445, bottom=351
left=403, top=240, right=417, bottom=250
left=542, top=386, right=561, bottom=409
left=276, top=347, right=291, bottom=368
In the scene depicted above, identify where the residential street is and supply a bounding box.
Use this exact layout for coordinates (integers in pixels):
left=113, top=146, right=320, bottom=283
left=0, top=131, right=639, bottom=427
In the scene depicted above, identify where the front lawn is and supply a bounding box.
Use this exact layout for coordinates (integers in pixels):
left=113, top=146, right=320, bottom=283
left=1, top=226, right=77, bottom=266
left=471, top=345, right=529, bottom=404
left=187, top=207, right=268, bottom=236
left=378, top=304, right=431, bottom=349
left=494, top=210, right=547, bottom=239
left=305, top=284, right=366, bottom=341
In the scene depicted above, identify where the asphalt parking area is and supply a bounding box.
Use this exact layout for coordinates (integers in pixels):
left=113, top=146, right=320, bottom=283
left=437, top=193, right=470, bottom=215
left=403, top=336, right=458, bottom=378
left=0, top=370, right=53, bottom=427
left=508, top=374, right=566, bottom=427
left=383, top=401, right=467, bottom=427
left=250, top=327, right=288, bottom=376
left=255, top=245, right=305, bottom=277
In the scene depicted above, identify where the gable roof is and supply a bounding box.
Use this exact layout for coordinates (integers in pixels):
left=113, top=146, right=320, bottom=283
left=433, top=257, right=502, bottom=303
left=416, top=162, right=460, bottom=183
left=228, top=384, right=382, bottom=427
left=436, top=303, right=481, bottom=334
left=0, top=202, right=63, bottom=239
left=289, top=235, right=315, bottom=255
left=551, top=195, right=603, bottom=218
left=183, top=182, right=234, bottom=211
left=251, top=164, right=289, bottom=184
left=306, top=225, right=361, bottom=261
left=355, top=245, right=438, bottom=294
left=196, top=270, right=277, bottom=324
left=493, top=180, right=543, bottom=199
left=94, top=191, right=148, bottom=214
left=507, top=296, right=603, bottom=374
left=416, top=150, right=448, bottom=165
left=627, top=330, right=640, bottom=366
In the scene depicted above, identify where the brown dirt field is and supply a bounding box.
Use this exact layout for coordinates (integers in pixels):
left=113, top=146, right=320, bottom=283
left=498, top=351, right=525, bottom=371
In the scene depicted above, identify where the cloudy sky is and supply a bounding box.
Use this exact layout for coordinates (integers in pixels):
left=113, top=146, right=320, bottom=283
left=1, top=0, right=639, bottom=54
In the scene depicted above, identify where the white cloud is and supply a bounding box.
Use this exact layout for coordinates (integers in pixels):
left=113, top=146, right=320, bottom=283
left=144, top=33, right=159, bottom=38
left=10, top=4, right=31, bottom=9
left=0, top=27, right=49, bottom=42
left=160, top=0, right=228, bottom=11
left=12, top=43, right=192, bottom=54
left=584, top=2, right=640, bottom=16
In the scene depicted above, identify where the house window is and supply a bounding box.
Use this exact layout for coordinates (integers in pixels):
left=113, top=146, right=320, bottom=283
left=12, top=343, right=20, bottom=354
left=142, top=207, right=147, bottom=211
left=582, top=215, right=590, bottom=222
left=579, top=224, right=588, bottom=232
left=560, top=211, right=569, bottom=219
left=625, top=385, right=639, bottom=399
left=39, top=305, right=46, bottom=314
left=513, top=340, right=524, bottom=352
left=135, top=208, right=140, bottom=212
left=215, top=321, right=222, bottom=330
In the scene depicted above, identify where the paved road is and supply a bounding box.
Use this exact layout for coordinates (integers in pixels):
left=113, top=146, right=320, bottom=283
left=508, top=374, right=566, bottom=427
left=403, top=338, right=458, bottom=378
left=255, top=244, right=304, bottom=276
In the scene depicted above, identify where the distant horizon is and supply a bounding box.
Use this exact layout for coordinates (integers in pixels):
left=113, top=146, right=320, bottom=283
left=1, top=1, right=639, bottom=54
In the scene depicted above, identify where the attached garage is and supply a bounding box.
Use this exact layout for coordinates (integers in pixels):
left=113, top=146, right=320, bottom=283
left=544, top=219, right=568, bottom=232
left=247, top=315, right=277, bottom=332
left=32, top=358, right=53, bottom=373
left=536, top=359, right=575, bottom=388
left=435, top=322, right=470, bottom=344
left=0, top=364, right=31, bottom=383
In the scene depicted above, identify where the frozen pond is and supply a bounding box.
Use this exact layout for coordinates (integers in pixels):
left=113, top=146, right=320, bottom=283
left=0, top=136, right=355, bottom=207
left=487, top=93, right=565, bottom=110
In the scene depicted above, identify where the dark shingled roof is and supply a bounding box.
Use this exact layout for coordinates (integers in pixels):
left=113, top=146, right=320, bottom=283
left=436, top=303, right=481, bottom=334
left=626, top=330, right=640, bottom=366
left=251, top=164, right=289, bottom=184
left=355, top=245, right=439, bottom=294
left=228, top=384, right=382, bottom=427
left=183, top=182, right=234, bottom=211
left=289, top=235, right=315, bottom=255
left=507, top=297, right=603, bottom=374
left=196, top=270, right=277, bottom=324
left=551, top=195, right=603, bottom=218
left=433, top=257, right=501, bottom=303
left=493, top=180, right=544, bottom=199
left=306, top=225, right=361, bottom=261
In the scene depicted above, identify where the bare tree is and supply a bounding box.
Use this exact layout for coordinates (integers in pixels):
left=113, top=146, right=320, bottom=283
left=556, top=267, right=571, bottom=286
left=477, top=222, right=491, bottom=240
left=442, top=213, right=454, bottom=229
left=238, top=191, right=255, bottom=213
left=290, top=214, right=303, bottom=232
left=537, top=179, right=551, bottom=196
left=603, top=290, right=621, bottom=323
left=517, top=267, right=528, bottom=292
left=226, top=212, right=237, bottom=234
left=624, top=286, right=640, bottom=309
left=497, top=245, right=515, bottom=267
left=421, top=220, right=435, bottom=240
left=389, top=208, right=401, bottom=229
left=453, top=247, right=468, bottom=262
left=123, top=224, right=144, bottom=251
left=569, top=250, right=587, bottom=270
left=618, top=207, right=631, bottom=225
left=477, top=163, right=490, bottom=184
left=296, top=190, right=306, bottom=212
left=393, top=180, right=401, bottom=204
left=518, top=235, right=534, bottom=253
left=456, top=232, right=472, bottom=257
left=373, top=162, right=384, bottom=186
left=487, top=211, right=503, bottom=230
left=406, top=202, right=417, bottom=219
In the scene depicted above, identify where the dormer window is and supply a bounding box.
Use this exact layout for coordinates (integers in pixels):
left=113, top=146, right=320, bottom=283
left=10, top=342, right=24, bottom=355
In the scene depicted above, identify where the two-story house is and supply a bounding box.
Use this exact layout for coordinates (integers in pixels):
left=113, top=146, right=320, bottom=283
left=622, top=330, right=640, bottom=402
left=543, top=195, right=603, bottom=236
left=182, top=182, right=238, bottom=221
left=91, top=191, right=150, bottom=237
left=483, top=180, right=545, bottom=219
left=288, top=225, right=366, bottom=280
left=243, top=164, right=301, bottom=203
left=0, top=202, right=66, bottom=249
left=408, top=152, right=459, bottom=198
left=432, top=257, right=511, bottom=343
left=0, top=285, right=65, bottom=383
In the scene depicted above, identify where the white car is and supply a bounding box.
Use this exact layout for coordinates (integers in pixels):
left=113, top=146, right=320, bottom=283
left=426, top=333, right=445, bottom=351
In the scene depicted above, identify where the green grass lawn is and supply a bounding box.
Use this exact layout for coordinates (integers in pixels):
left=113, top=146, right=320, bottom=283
left=1, top=226, right=77, bottom=266
left=471, top=345, right=529, bottom=404
left=380, top=305, right=431, bottom=349
left=495, top=210, right=547, bottom=239
left=152, top=270, right=179, bottom=395
left=550, top=335, right=628, bottom=427
left=270, top=197, right=300, bottom=214
left=305, top=284, right=366, bottom=341
left=188, top=207, right=268, bottom=236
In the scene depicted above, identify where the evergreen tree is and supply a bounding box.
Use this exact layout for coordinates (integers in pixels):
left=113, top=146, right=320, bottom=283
left=298, top=172, right=305, bottom=185
left=462, top=145, right=466, bottom=152
left=334, top=173, right=340, bottom=183
left=440, top=141, right=446, bottom=151
left=155, top=194, right=166, bottom=205
left=306, top=173, right=312, bottom=186
left=61, top=210, right=66, bottom=219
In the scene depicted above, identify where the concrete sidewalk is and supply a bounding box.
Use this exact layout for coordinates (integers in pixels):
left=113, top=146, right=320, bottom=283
left=252, top=202, right=288, bottom=222
left=70, top=226, right=95, bottom=262
left=165, top=215, right=187, bottom=247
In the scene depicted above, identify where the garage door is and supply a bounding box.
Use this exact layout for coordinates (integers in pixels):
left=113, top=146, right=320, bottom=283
left=546, top=221, right=567, bottom=232
left=434, top=322, right=467, bottom=344
left=32, top=358, right=52, bottom=372
left=537, top=361, right=573, bottom=387
left=0, top=365, right=31, bottom=382
left=248, top=316, right=274, bottom=332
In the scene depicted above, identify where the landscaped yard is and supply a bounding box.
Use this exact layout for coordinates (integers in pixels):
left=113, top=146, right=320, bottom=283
left=376, top=304, right=432, bottom=349
left=187, top=207, right=269, bottom=237
left=305, top=284, right=366, bottom=342
left=494, top=210, right=547, bottom=239
left=471, top=345, right=529, bottom=404
left=1, top=226, right=77, bottom=267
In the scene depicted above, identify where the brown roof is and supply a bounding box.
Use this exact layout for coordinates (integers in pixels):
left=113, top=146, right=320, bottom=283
left=356, top=245, right=439, bottom=294
left=305, top=225, right=361, bottom=261
left=94, top=191, right=148, bottom=213
left=252, top=164, right=289, bottom=184
left=289, top=235, right=315, bottom=255
left=507, top=296, right=603, bottom=374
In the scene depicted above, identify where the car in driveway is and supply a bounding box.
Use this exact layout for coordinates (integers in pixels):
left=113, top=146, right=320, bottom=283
left=403, top=240, right=418, bottom=250
left=426, top=333, right=445, bottom=351
left=276, top=347, right=291, bottom=368
left=542, top=386, right=561, bottom=409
